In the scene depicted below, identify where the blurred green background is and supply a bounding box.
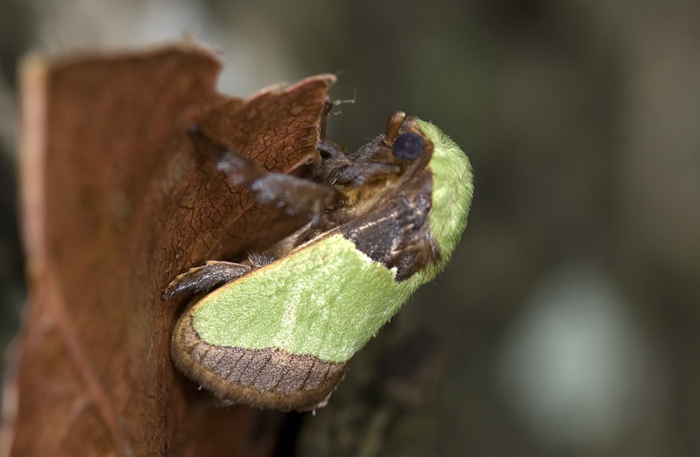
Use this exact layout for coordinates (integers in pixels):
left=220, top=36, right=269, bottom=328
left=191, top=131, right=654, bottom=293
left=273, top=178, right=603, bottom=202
left=1, top=0, right=700, bottom=456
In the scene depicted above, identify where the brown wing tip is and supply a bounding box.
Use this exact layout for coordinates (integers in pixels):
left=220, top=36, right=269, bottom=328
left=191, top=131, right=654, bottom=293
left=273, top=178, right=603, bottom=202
left=171, top=313, right=348, bottom=412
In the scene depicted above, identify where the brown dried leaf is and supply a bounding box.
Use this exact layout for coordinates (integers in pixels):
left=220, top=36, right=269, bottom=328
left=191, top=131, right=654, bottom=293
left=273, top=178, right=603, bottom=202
left=2, top=43, right=335, bottom=456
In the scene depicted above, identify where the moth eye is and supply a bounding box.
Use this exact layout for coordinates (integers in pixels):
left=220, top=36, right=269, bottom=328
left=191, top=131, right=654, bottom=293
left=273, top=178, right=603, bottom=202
left=392, top=133, right=424, bottom=161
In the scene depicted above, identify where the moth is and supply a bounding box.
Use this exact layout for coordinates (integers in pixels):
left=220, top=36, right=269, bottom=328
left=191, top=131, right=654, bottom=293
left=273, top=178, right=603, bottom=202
left=163, top=110, right=473, bottom=411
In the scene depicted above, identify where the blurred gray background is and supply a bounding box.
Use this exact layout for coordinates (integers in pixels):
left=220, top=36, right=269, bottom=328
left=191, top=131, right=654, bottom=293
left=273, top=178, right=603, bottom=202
left=1, top=0, right=699, bottom=456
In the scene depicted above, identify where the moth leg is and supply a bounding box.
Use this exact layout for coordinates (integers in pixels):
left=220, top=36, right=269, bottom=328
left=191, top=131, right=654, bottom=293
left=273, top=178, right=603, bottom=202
left=265, top=215, right=321, bottom=259
left=314, top=140, right=400, bottom=187
left=318, top=140, right=350, bottom=161
left=189, top=126, right=341, bottom=218
left=162, top=261, right=251, bottom=300
left=218, top=152, right=340, bottom=217
left=248, top=252, right=275, bottom=268
left=334, top=162, right=401, bottom=186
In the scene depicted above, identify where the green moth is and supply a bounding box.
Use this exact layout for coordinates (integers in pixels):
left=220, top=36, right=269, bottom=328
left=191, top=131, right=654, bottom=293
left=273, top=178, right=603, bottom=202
left=163, top=111, right=473, bottom=411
